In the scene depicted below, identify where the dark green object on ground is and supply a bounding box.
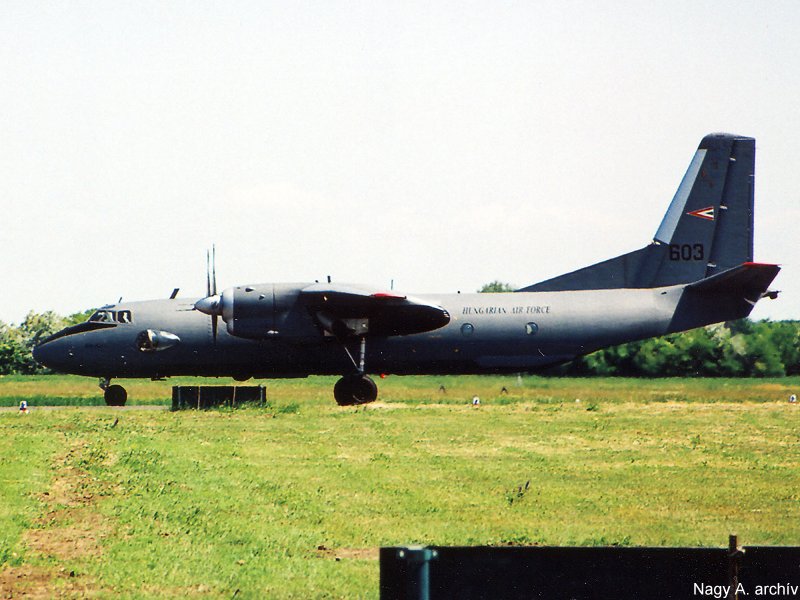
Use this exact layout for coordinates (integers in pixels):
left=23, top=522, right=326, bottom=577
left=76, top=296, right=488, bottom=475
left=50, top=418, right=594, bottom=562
left=171, top=385, right=266, bottom=410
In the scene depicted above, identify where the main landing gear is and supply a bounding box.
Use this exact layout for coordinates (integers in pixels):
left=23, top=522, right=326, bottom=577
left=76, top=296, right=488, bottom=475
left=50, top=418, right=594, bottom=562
left=333, top=337, right=379, bottom=406
left=334, top=374, right=378, bottom=406
left=100, top=377, right=127, bottom=407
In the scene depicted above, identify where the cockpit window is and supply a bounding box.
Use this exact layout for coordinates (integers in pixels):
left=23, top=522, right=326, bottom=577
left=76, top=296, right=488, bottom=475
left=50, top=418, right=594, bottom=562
left=89, top=310, right=133, bottom=324
left=89, top=310, right=115, bottom=323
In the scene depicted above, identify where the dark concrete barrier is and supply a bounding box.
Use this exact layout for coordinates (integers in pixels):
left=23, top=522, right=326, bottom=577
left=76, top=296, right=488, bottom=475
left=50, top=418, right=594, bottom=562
left=171, top=385, right=266, bottom=410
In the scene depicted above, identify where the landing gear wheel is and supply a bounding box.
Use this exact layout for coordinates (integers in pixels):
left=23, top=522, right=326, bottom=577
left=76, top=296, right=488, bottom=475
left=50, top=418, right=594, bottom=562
left=334, top=375, right=378, bottom=406
left=104, top=384, right=127, bottom=407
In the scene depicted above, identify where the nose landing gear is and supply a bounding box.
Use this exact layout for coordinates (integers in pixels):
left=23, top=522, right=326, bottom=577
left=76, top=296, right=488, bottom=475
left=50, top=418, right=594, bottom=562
left=100, top=377, right=127, bottom=406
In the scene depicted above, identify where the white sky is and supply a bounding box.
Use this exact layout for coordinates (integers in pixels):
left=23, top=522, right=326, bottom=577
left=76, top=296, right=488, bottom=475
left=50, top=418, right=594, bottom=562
left=1, top=1, right=798, bottom=324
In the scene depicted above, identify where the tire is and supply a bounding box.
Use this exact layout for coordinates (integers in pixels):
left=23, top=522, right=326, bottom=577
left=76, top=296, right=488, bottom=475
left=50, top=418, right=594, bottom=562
left=104, top=384, right=127, bottom=407
left=333, top=375, right=378, bottom=406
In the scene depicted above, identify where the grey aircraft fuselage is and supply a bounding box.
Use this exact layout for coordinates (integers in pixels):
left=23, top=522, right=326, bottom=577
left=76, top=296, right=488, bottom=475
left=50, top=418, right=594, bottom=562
left=38, top=284, right=683, bottom=380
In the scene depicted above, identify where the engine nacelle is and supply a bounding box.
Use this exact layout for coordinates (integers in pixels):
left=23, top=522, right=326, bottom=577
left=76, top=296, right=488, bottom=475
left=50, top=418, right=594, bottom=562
left=195, top=281, right=451, bottom=341
left=219, top=283, right=320, bottom=341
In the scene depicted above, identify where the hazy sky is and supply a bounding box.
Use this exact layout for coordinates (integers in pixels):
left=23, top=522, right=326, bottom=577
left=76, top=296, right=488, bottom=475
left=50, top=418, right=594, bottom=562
left=2, top=1, right=798, bottom=324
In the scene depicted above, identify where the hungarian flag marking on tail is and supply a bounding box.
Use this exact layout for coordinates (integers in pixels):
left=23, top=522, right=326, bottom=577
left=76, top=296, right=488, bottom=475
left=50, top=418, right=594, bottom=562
left=687, top=206, right=715, bottom=221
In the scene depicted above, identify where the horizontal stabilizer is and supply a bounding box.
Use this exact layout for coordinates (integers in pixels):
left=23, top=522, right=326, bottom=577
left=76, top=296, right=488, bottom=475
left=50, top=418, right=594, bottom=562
left=685, top=262, right=780, bottom=298
left=667, top=262, right=780, bottom=333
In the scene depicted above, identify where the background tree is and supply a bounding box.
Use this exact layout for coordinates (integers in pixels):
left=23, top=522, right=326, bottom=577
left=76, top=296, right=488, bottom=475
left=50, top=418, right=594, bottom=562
left=0, top=321, right=28, bottom=375
left=762, top=321, right=800, bottom=375
left=18, top=311, right=68, bottom=373
left=563, top=320, right=798, bottom=378
left=65, top=308, right=96, bottom=327
left=478, top=281, right=515, bottom=293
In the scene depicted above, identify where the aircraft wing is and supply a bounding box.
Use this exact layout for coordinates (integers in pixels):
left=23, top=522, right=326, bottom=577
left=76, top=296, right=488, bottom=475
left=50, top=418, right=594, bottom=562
left=299, top=283, right=450, bottom=337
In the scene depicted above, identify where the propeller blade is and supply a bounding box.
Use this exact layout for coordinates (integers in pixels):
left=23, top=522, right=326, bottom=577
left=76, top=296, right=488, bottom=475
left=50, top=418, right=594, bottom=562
left=206, top=249, right=211, bottom=297
left=198, top=245, right=221, bottom=344
left=212, top=244, right=217, bottom=296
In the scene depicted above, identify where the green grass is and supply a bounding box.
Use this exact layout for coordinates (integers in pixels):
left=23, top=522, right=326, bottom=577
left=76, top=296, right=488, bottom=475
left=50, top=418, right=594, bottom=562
left=1, top=375, right=799, bottom=597
left=0, top=414, right=59, bottom=568
left=1, top=373, right=796, bottom=407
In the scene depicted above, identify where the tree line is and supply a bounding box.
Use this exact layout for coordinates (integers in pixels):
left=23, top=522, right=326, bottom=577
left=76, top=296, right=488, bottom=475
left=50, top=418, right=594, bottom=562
left=555, top=320, right=799, bottom=378
left=1, top=307, right=798, bottom=377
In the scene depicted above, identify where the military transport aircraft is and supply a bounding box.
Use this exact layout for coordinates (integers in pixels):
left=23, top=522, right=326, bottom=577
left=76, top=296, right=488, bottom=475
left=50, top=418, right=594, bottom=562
left=34, top=133, right=780, bottom=406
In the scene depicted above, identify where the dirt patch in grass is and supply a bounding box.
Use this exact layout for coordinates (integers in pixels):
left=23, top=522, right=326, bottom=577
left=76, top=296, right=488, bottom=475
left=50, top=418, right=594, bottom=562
left=24, top=509, right=107, bottom=562
left=0, top=564, right=98, bottom=599
left=2, top=441, right=112, bottom=597
left=315, top=545, right=379, bottom=560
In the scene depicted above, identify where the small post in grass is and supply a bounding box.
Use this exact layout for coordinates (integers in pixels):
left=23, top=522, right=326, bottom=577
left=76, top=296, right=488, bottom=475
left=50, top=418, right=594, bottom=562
left=728, top=534, right=744, bottom=600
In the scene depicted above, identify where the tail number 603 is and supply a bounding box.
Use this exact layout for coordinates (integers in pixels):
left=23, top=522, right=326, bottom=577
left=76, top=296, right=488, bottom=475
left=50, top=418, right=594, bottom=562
left=669, top=244, right=704, bottom=261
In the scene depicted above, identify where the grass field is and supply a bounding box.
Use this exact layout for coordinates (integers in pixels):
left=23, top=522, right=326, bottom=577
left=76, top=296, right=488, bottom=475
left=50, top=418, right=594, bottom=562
left=1, top=374, right=799, bottom=598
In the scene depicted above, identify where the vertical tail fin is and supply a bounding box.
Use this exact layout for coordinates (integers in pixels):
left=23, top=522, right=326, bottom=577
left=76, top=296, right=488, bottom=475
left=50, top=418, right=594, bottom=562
left=519, top=133, right=756, bottom=292
left=653, top=132, right=754, bottom=281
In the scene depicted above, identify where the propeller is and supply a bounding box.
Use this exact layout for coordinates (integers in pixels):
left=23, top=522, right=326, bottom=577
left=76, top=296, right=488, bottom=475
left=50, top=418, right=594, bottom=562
left=194, top=245, right=221, bottom=342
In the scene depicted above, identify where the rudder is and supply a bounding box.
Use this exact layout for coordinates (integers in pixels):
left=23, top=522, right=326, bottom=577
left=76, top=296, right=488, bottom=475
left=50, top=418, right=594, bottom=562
left=652, top=132, right=754, bottom=282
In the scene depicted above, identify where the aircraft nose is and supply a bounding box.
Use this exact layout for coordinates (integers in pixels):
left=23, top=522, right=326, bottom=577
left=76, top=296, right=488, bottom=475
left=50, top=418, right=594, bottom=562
left=32, top=337, right=70, bottom=370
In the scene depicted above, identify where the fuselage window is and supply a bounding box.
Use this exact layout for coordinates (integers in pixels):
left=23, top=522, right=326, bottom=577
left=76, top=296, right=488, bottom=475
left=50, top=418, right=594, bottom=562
left=88, top=310, right=133, bottom=324
left=89, top=310, right=114, bottom=323
left=526, top=322, right=539, bottom=335
left=461, top=323, right=474, bottom=336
